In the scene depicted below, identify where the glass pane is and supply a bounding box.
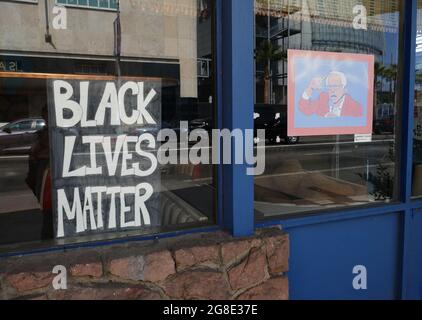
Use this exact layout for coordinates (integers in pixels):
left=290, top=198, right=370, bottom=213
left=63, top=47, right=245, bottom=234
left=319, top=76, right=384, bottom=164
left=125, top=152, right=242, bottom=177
left=0, top=0, right=215, bottom=247
left=254, top=0, right=401, bottom=220
left=413, top=0, right=422, bottom=197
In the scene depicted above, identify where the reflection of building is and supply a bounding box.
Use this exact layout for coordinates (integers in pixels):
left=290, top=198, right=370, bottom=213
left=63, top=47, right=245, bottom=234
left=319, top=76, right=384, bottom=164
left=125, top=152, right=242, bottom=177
left=255, top=0, right=399, bottom=104
left=0, top=0, right=214, bottom=123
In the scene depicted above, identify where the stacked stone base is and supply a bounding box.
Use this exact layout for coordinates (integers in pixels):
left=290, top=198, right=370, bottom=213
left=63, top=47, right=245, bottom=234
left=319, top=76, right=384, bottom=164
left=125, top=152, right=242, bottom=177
left=0, top=228, right=289, bottom=300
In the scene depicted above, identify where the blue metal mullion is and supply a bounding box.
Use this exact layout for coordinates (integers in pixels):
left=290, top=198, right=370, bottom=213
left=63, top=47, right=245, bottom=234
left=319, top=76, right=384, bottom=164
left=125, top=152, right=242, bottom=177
left=221, top=0, right=255, bottom=237
left=398, top=0, right=418, bottom=300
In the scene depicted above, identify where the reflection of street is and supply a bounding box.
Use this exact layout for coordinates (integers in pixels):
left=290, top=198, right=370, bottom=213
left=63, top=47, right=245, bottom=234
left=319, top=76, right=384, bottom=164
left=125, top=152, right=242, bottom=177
left=0, top=156, right=40, bottom=214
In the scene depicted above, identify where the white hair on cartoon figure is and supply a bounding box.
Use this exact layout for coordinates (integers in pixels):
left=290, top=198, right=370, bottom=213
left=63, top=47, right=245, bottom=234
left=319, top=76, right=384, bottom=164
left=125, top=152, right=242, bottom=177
left=326, top=71, right=347, bottom=88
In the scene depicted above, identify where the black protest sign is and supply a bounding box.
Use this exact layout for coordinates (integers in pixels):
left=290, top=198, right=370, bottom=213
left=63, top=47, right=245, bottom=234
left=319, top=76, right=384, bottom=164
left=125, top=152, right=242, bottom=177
left=47, top=79, right=161, bottom=238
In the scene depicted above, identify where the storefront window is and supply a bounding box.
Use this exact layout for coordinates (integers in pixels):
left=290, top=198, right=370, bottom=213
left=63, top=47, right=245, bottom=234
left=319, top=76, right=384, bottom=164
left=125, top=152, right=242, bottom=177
left=254, top=0, right=401, bottom=219
left=0, top=0, right=215, bottom=248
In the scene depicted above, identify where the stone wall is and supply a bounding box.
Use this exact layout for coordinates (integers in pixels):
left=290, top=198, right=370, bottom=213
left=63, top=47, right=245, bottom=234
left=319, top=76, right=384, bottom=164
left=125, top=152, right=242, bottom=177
left=0, top=228, right=289, bottom=300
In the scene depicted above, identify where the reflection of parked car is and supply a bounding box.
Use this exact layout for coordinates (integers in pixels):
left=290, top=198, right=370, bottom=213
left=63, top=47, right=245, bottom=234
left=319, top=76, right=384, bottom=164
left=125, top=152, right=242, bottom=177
left=0, top=118, right=46, bottom=155
left=254, top=104, right=299, bottom=145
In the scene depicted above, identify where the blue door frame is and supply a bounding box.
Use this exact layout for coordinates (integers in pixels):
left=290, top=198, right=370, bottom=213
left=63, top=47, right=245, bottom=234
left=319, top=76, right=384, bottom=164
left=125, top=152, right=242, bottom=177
left=2, top=0, right=422, bottom=300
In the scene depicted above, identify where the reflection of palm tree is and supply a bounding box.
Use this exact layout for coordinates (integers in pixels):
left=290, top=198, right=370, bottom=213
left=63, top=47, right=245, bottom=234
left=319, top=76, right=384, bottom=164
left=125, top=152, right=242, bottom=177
left=378, top=64, right=397, bottom=93
left=255, top=40, right=285, bottom=104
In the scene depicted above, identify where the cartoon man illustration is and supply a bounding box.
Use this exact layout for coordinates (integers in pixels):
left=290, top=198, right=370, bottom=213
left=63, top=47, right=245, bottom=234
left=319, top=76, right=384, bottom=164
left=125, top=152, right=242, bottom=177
left=299, top=71, right=363, bottom=118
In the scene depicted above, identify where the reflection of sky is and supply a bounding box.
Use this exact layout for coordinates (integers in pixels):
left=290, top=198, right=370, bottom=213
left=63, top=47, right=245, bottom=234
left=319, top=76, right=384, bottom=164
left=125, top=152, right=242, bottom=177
left=293, top=56, right=369, bottom=128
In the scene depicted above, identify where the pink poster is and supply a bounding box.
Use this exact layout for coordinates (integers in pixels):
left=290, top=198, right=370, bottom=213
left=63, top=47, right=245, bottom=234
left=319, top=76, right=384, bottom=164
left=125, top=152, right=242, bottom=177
left=288, top=50, right=374, bottom=137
